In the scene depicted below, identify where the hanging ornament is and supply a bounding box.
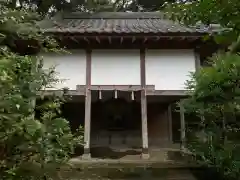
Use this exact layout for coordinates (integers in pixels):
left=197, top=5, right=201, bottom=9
left=114, top=89, right=118, bottom=99
left=131, top=91, right=134, bottom=100
left=99, top=89, right=102, bottom=100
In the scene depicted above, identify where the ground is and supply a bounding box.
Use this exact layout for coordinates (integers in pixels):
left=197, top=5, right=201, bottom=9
left=55, top=148, right=199, bottom=180
left=57, top=167, right=198, bottom=180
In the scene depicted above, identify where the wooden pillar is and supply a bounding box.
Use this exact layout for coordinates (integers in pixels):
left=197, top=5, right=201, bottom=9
left=168, top=104, right=173, bottom=143
left=83, top=49, right=92, bottom=158
left=179, top=101, right=186, bottom=150
left=140, top=48, right=149, bottom=159
left=194, top=49, right=201, bottom=71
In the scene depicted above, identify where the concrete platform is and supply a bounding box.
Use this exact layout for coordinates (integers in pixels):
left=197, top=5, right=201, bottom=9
left=69, top=147, right=196, bottom=169
left=56, top=147, right=199, bottom=180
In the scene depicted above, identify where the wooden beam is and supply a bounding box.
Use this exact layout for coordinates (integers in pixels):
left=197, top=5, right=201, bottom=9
left=38, top=90, right=85, bottom=96
left=140, top=48, right=149, bottom=159
left=76, top=85, right=155, bottom=91
left=168, top=104, right=173, bottom=142
left=180, top=101, right=186, bottom=150
left=83, top=49, right=92, bottom=159
left=146, top=90, right=189, bottom=96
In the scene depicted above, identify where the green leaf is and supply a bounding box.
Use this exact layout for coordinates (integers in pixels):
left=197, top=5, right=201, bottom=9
left=25, top=119, right=42, bottom=136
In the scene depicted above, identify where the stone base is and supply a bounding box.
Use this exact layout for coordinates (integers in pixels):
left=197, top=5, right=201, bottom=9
left=82, top=153, right=91, bottom=160
left=141, top=148, right=149, bottom=159
left=141, top=153, right=150, bottom=159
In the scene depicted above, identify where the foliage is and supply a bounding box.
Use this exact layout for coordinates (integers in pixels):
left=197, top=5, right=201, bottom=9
left=184, top=53, right=240, bottom=117
left=0, top=1, right=83, bottom=180
left=0, top=2, right=60, bottom=54
left=165, top=0, right=240, bottom=179
left=127, top=0, right=176, bottom=11
left=183, top=53, right=240, bottom=179
left=165, top=0, right=240, bottom=51
left=5, top=0, right=123, bottom=13
left=4, top=0, right=178, bottom=14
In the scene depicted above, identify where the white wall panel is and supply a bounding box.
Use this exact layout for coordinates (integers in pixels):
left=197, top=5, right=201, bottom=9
left=91, top=50, right=140, bottom=85
left=42, top=50, right=86, bottom=90
left=146, top=50, right=195, bottom=90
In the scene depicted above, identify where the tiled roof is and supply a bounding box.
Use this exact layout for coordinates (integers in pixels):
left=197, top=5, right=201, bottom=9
left=42, top=12, right=218, bottom=35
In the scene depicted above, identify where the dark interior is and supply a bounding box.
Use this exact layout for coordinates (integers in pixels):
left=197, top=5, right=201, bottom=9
left=91, top=98, right=141, bottom=133
left=36, top=93, right=183, bottom=158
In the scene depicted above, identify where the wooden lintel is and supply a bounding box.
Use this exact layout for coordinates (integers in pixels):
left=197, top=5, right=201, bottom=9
left=76, top=85, right=155, bottom=91
left=37, top=90, right=85, bottom=96
left=146, top=90, right=189, bottom=96
left=108, top=36, right=112, bottom=44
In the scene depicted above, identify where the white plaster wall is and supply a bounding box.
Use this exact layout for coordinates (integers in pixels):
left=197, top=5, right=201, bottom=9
left=146, top=50, right=195, bottom=90
left=42, top=50, right=86, bottom=90
left=91, top=50, right=140, bottom=85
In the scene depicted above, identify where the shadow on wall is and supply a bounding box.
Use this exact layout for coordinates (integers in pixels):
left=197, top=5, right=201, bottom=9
left=61, top=102, right=85, bottom=132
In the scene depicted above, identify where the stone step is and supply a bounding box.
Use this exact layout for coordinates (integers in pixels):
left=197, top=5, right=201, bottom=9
left=60, top=165, right=196, bottom=180
left=59, top=168, right=197, bottom=180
